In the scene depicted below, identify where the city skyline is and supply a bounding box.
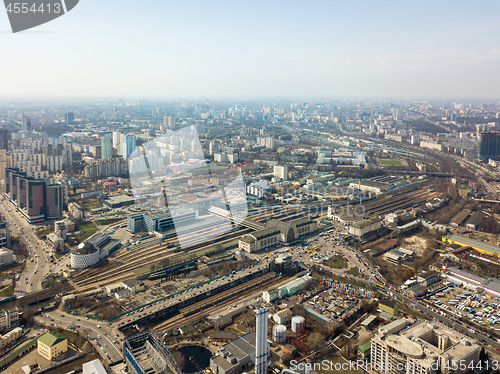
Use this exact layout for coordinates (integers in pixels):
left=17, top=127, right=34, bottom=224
left=1, top=0, right=500, bottom=99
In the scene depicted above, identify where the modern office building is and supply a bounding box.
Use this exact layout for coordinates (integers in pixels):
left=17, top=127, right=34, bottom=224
left=21, top=114, right=31, bottom=132
left=70, top=232, right=119, bottom=269
left=4, top=168, right=63, bottom=223
left=127, top=208, right=198, bottom=234
left=101, top=135, right=113, bottom=160
left=478, top=131, right=500, bottom=161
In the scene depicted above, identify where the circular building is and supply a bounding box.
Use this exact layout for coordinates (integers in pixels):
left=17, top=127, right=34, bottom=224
left=70, top=242, right=100, bottom=269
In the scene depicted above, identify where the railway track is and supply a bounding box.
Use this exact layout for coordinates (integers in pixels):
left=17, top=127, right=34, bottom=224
left=153, top=274, right=288, bottom=334
left=72, top=207, right=309, bottom=289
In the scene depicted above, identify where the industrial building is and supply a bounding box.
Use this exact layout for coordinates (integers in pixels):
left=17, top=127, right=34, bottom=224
left=123, top=329, right=181, bottom=374
left=371, top=320, right=480, bottom=374
left=442, top=234, right=500, bottom=258
left=83, top=359, right=108, bottom=374
left=444, top=266, right=500, bottom=297
left=263, top=274, right=313, bottom=302
left=383, top=247, right=415, bottom=264
left=238, top=218, right=316, bottom=253
left=210, top=308, right=270, bottom=374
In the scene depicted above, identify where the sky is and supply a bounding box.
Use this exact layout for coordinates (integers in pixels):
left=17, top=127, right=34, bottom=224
left=1, top=0, right=500, bottom=100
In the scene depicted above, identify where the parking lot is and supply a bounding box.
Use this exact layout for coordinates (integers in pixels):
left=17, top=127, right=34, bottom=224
left=422, top=283, right=500, bottom=341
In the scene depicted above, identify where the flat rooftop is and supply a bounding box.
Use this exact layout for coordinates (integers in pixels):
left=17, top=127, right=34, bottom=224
left=444, top=234, right=500, bottom=256
left=386, top=335, right=423, bottom=357
left=145, top=207, right=196, bottom=220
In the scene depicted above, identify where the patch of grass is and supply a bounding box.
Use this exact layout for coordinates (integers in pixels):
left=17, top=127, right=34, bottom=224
left=77, top=222, right=96, bottom=231
left=95, top=218, right=124, bottom=226
left=188, top=165, right=226, bottom=175
left=78, top=228, right=98, bottom=242
left=380, top=159, right=402, bottom=166
left=0, top=285, right=14, bottom=297
left=324, top=256, right=347, bottom=269
left=346, top=267, right=360, bottom=276
left=55, top=253, right=66, bottom=259
left=36, top=228, right=52, bottom=238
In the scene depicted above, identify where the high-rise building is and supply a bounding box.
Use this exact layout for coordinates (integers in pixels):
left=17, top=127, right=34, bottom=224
left=0, top=129, right=10, bottom=150
left=112, top=131, right=122, bottom=152
left=121, top=134, right=137, bottom=159
left=273, top=165, right=288, bottom=180
left=478, top=132, right=500, bottom=161
left=209, top=140, right=220, bottom=155
left=65, top=112, right=75, bottom=125
left=164, top=116, right=176, bottom=130
left=101, top=135, right=112, bottom=160
left=21, top=114, right=31, bottom=132
left=4, top=168, right=63, bottom=223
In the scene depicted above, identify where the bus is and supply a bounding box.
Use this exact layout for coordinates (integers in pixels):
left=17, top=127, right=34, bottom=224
left=376, top=284, right=385, bottom=290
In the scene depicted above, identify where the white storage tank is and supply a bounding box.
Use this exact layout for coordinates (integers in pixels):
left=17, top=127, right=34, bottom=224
left=291, top=316, right=305, bottom=333
left=272, top=324, right=287, bottom=343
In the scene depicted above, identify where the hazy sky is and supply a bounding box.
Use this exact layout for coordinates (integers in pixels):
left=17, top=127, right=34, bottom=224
left=1, top=0, right=500, bottom=99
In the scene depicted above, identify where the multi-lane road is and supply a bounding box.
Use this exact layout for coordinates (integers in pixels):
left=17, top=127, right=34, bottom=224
left=388, top=286, right=500, bottom=351
left=0, top=199, right=52, bottom=293
left=36, top=311, right=124, bottom=363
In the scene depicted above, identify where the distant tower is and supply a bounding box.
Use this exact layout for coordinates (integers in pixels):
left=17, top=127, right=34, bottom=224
left=21, top=113, right=31, bottom=132
left=255, top=307, right=269, bottom=374
left=65, top=112, right=75, bottom=125
left=101, top=135, right=112, bottom=160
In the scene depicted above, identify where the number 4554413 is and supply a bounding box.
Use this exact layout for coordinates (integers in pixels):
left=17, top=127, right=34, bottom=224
left=6, top=3, right=61, bottom=14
